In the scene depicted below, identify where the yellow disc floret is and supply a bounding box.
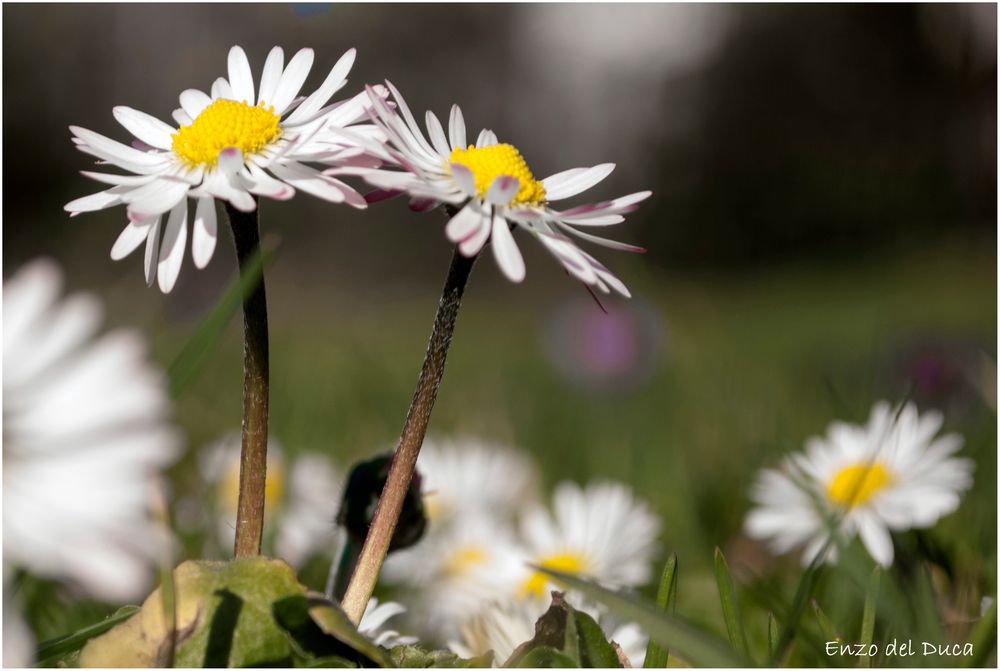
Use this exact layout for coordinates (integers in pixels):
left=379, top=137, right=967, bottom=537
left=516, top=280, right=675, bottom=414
left=826, top=462, right=892, bottom=508
left=520, top=552, right=588, bottom=599
left=449, top=143, right=546, bottom=205
left=172, top=99, right=282, bottom=167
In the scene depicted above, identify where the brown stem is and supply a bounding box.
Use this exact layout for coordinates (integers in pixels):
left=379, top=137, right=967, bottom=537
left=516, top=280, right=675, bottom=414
left=340, top=246, right=477, bottom=623
left=225, top=202, right=270, bottom=559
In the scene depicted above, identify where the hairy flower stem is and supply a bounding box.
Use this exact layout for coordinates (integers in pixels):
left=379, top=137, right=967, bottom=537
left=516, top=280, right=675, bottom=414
left=340, top=245, right=477, bottom=624
left=226, top=202, right=270, bottom=559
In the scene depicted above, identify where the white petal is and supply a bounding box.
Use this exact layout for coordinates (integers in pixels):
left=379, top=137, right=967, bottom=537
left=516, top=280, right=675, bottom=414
left=448, top=105, right=467, bottom=149
left=191, top=197, right=217, bottom=269
left=112, top=107, right=175, bottom=150
left=245, top=164, right=295, bottom=200
left=858, top=515, right=894, bottom=567
left=69, top=126, right=167, bottom=169
left=485, top=175, right=520, bottom=206
left=271, top=48, right=315, bottom=116
left=211, top=77, right=235, bottom=101
left=268, top=161, right=347, bottom=203
left=445, top=201, right=484, bottom=243
left=218, top=147, right=245, bottom=176
left=457, top=204, right=491, bottom=256
left=64, top=188, right=127, bottom=214
left=257, top=47, right=285, bottom=106
left=491, top=215, right=525, bottom=282
left=179, top=89, right=212, bottom=119
left=449, top=163, right=476, bottom=198
left=284, top=48, right=355, bottom=125
left=143, top=216, right=162, bottom=287
left=425, top=111, right=450, bottom=156
left=227, top=46, right=255, bottom=103
left=543, top=163, right=616, bottom=201
left=125, top=178, right=191, bottom=219
left=157, top=200, right=188, bottom=293
left=172, top=108, right=193, bottom=126
left=110, top=219, right=154, bottom=260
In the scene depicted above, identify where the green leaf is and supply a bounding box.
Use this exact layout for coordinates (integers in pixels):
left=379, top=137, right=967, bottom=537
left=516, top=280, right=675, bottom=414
left=304, top=594, right=394, bottom=668
left=35, top=605, right=140, bottom=665
left=810, top=600, right=840, bottom=647
left=513, top=646, right=579, bottom=668
left=534, top=566, right=746, bottom=667
left=77, top=557, right=345, bottom=667
left=390, top=645, right=494, bottom=668
left=858, top=566, right=880, bottom=669
left=167, top=236, right=279, bottom=396
left=644, top=553, right=677, bottom=668
left=714, top=547, right=750, bottom=660
left=962, top=598, right=996, bottom=668
left=561, top=599, right=581, bottom=665
left=767, top=613, right=778, bottom=662
left=574, top=610, right=621, bottom=668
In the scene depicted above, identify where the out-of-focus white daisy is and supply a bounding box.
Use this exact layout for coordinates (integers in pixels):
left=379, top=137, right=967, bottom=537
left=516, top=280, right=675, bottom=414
left=359, top=597, right=418, bottom=647
left=744, top=401, right=975, bottom=567
left=518, top=481, right=660, bottom=601
left=384, top=512, right=526, bottom=636
left=66, top=45, right=385, bottom=293
left=353, top=82, right=651, bottom=296
left=3, top=259, right=182, bottom=602
left=276, top=453, right=343, bottom=566
left=199, top=435, right=341, bottom=566
left=416, top=438, right=539, bottom=527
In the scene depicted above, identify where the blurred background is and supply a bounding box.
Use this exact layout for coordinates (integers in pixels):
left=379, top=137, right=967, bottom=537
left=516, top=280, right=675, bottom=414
left=3, top=1, right=997, bottom=652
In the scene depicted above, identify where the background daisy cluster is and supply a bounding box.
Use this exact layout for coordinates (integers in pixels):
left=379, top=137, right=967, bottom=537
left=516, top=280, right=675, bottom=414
left=2, top=3, right=996, bottom=668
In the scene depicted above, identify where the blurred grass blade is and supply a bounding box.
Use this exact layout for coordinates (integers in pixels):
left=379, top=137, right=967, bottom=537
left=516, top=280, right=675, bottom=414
left=811, top=599, right=840, bottom=644
left=858, top=566, right=880, bottom=668
left=644, top=553, right=678, bottom=668
left=167, top=235, right=279, bottom=397
left=534, top=566, right=746, bottom=667
left=963, top=598, right=997, bottom=668
left=714, top=547, right=751, bottom=660
left=767, top=613, right=778, bottom=662
left=769, top=539, right=828, bottom=664
left=36, top=605, right=140, bottom=664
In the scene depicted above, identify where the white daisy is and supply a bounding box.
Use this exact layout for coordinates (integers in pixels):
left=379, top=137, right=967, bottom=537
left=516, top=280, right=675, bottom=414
left=415, top=438, right=539, bottom=527
left=517, top=481, right=661, bottom=602
left=359, top=597, right=418, bottom=648
left=744, top=401, right=975, bottom=567
left=275, top=452, right=344, bottom=567
left=199, top=436, right=342, bottom=566
left=384, top=512, right=526, bottom=636
left=3, top=259, right=182, bottom=602
left=65, top=45, right=385, bottom=293
left=352, top=82, right=651, bottom=296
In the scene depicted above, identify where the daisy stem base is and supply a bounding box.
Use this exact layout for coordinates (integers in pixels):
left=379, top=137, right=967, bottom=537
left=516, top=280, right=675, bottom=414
left=340, top=244, right=477, bottom=624
left=226, top=202, right=270, bottom=559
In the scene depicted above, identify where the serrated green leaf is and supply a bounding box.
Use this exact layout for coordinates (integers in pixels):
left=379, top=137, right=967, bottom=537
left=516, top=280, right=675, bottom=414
left=534, top=566, right=745, bottom=667
left=78, top=558, right=314, bottom=667
left=858, top=566, right=880, bottom=669
left=562, top=600, right=581, bottom=665
left=35, top=606, right=140, bottom=665
left=644, top=553, right=677, bottom=668
left=390, top=644, right=494, bottom=668
left=305, top=594, right=393, bottom=668
left=513, top=646, right=578, bottom=668
left=714, top=547, right=750, bottom=660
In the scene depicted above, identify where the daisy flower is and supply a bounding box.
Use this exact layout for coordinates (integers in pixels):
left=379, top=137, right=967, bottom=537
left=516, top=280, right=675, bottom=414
left=744, top=401, right=975, bottom=567
left=415, top=438, right=539, bottom=527
left=517, top=481, right=661, bottom=602
left=3, top=259, right=182, bottom=602
left=199, top=435, right=342, bottom=566
left=359, top=597, right=418, bottom=647
left=354, top=82, right=651, bottom=296
left=65, top=45, right=384, bottom=292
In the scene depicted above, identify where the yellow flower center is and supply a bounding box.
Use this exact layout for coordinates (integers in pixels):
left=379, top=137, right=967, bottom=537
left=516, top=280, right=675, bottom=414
left=826, top=462, right=892, bottom=507
left=221, top=457, right=285, bottom=516
left=444, top=546, right=489, bottom=577
left=520, top=553, right=588, bottom=599
left=171, top=99, right=282, bottom=167
left=449, top=143, right=546, bottom=205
